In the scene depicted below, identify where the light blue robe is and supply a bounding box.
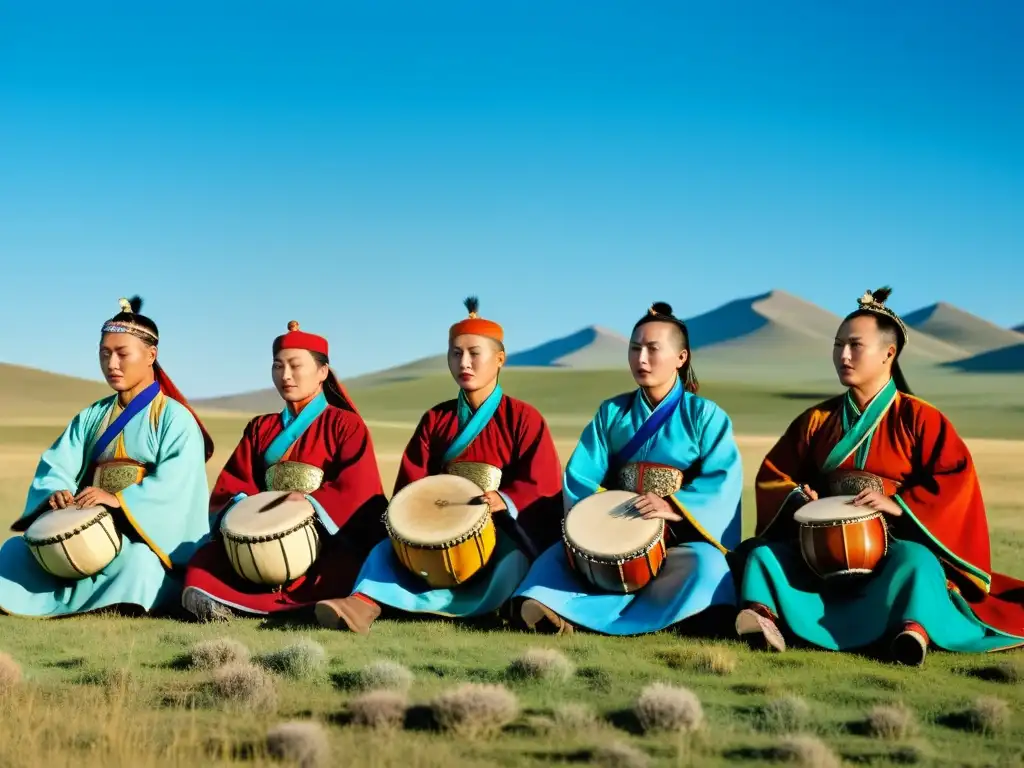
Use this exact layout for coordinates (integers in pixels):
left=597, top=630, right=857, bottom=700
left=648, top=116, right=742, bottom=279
left=0, top=393, right=210, bottom=617
left=514, top=377, right=742, bottom=634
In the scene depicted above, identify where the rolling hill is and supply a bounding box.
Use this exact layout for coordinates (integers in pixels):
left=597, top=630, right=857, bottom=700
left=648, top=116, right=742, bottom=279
left=904, top=303, right=1024, bottom=355
left=0, top=363, right=112, bottom=421
left=945, top=342, right=1024, bottom=374
left=506, top=326, right=628, bottom=368
left=1014, top=324, right=1024, bottom=333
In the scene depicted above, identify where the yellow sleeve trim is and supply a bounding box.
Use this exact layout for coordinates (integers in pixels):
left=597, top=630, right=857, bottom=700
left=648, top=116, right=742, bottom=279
left=668, top=496, right=728, bottom=555
left=115, top=491, right=172, bottom=570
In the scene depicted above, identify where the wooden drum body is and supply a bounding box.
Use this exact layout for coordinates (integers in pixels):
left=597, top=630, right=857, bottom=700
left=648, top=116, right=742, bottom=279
left=794, top=495, right=889, bottom=579
left=563, top=490, right=667, bottom=594
left=386, top=474, right=496, bottom=589
left=24, top=505, right=123, bottom=580
left=221, top=491, right=321, bottom=586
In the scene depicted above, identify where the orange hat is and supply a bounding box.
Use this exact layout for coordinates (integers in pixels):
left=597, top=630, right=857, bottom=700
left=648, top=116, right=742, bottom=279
left=448, top=296, right=503, bottom=343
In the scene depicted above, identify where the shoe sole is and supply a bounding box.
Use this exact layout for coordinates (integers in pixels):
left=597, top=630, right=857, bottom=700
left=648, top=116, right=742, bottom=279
left=181, top=587, right=232, bottom=623
left=891, top=631, right=927, bottom=666
left=520, top=600, right=573, bottom=635
left=736, top=609, right=786, bottom=652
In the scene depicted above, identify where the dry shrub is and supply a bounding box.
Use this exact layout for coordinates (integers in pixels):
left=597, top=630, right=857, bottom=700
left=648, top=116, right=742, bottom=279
left=257, top=638, right=327, bottom=681
left=211, top=662, right=278, bottom=710
left=506, top=647, right=575, bottom=682
left=554, top=702, right=597, bottom=729
left=659, top=646, right=737, bottom=676
left=188, top=637, right=250, bottom=670
left=959, top=696, right=1011, bottom=734
left=758, top=694, right=810, bottom=733
left=634, top=683, right=703, bottom=734
left=431, top=683, right=519, bottom=737
left=357, top=660, right=414, bottom=693
left=866, top=702, right=917, bottom=740
left=591, top=741, right=650, bottom=768
left=0, top=652, right=22, bottom=693
left=266, top=720, right=328, bottom=768
left=772, top=735, right=842, bottom=768
left=350, top=690, right=408, bottom=729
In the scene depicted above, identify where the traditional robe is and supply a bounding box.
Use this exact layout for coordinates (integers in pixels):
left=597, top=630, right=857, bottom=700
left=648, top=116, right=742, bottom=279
left=514, top=377, right=743, bottom=635
left=351, top=384, right=563, bottom=617
left=741, top=377, right=1024, bottom=652
left=1, top=385, right=211, bottom=616
left=182, top=392, right=388, bottom=614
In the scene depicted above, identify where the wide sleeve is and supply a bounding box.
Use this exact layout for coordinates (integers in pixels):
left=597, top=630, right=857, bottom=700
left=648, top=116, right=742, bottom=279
left=393, top=410, right=436, bottom=494
left=754, top=409, right=819, bottom=538
left=307, top=412, right=388, bottom=553
left=209, top=418, right=262, bottom=518
left=562, top=403, right=612, bottom=512
left=115, top=405, right=211, bottom=569
left=497, top=406, right=564, bottom=549
left=892, top=405, right=993, bottom=596
left=666, top=402, right=743, bottom=553
left=12, top=402, right=103, bottom=532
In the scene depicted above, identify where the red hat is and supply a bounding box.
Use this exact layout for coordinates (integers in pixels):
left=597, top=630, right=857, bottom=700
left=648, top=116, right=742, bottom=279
left=273, top=320, right=329, bottom=357
left=448, top=297, right=503, bottom=343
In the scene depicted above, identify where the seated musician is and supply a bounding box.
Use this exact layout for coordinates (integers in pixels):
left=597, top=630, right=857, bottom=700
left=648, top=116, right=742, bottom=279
left=736, top=288, right=1024, bottom=664
left=0, top=297, right=214, bottom=617
left=315, top=298, right=563, bottom=634
left=513, top=302, right=743, bottom=635
left=182, top=321, right=388, bottom=621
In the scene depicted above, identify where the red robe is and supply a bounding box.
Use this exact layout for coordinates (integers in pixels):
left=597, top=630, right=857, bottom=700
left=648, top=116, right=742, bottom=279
left=756, top=391, right=1024, bottom=640
left=182, top=403, right=387, bottom=613
left=396, top=395, right=564, bottom=552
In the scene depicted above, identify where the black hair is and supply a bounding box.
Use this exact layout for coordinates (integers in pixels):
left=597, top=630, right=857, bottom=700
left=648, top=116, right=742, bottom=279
left=633, top=301, right=698, bottom=393
left=842, top=287, right=912, bottom=395
left=104, top=296, right=159, bottom=346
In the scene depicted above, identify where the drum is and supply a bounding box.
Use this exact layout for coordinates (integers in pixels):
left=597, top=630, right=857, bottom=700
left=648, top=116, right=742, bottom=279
left=220, top=491, right=321, bottom=586
left=385, top=474, right=496, bottom=589
left=563, top=490, right=667, bottom=594
left=24, top=505, right=122, bottom=580
left=793, top=495, right=888, bottom=579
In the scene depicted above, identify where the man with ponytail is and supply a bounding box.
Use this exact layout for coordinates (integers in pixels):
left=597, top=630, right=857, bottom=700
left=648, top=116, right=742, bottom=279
left=315, top=298, right=563, bottom=635
left=181, top=321, right=388, bottom=621
left=736, top=287, right=1024, bottom=664
left=1, top=297, right=213, bottom=617
left=513, top=302, right=743, bottom=636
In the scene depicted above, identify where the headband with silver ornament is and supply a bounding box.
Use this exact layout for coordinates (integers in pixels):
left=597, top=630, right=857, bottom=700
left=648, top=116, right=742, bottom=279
left=101, top=297, right=159, bottom=344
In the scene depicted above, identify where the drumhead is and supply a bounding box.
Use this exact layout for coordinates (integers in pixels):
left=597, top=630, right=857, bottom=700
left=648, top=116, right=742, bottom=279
left=222, top=491, right=315, bottom=538
left=564, top=490, right=662, bottom=557
left=25, top=505, right=108, bottom=542
left=387, top=474, right=488, bottom=546
left=793, top=495, right=875, bottom=524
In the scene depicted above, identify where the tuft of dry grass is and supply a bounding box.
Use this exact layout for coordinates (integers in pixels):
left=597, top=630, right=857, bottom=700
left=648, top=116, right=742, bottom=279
left=506, top=647, right=575, bottom=682
left=350, top=690, right=408, bottom=729
left=265, top=720, right=328, bottom=768
left=633, top=683, right=704, bottom=734
left=866, top=702, right=918, bottom=740
left=356, top=660, right=414, bottom=693
left=0, top=652, right=23, bottom=694
left=591, top=740, right=651, bottom=768
left=210, top=662, right=278, bottom=710
left=771, top=735, right=842, bottom=768
left=431, top=683, right=519, bottom=738
left=757, top=694, right=811, bottom=733
left=956, top=696, right=1011, bottom=734
left=187, top=637, right=250, bottom=670
left=658, top=645, right=737, bottom=676
left=553, top=702, right=597, bottom=730
left=256, top=638, right=327, bottom=681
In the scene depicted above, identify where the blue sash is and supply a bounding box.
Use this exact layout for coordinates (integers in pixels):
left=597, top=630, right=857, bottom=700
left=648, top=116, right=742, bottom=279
left=610, top=379, right=683, bottom=467
left=442, top=385, right=503, bottom=464
left=264, top=392, right=328, bottom=467
left=90, top=382, right=161, bottom=463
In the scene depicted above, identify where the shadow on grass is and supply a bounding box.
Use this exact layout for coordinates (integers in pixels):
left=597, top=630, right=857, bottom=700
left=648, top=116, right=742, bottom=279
left=577, top=666, right=612, bottom=692
left=955, top=663, right=1020, bottom=684
left=606, top=708, right=644, bottom=736
left=46, top=657, right=87, bottom=669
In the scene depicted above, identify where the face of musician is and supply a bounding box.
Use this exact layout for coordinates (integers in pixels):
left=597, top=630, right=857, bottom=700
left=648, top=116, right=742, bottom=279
left=99, top=332, right=157, bottom=392
left=273, top=349, right=330, bottom=404
left=833, top=315, right=897, bottom=389
left=629, top=321, right=688, bottom=390
left=449, top=333, right=505, bottom=392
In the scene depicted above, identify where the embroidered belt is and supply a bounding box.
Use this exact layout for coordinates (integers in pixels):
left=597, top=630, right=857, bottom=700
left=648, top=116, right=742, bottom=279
left=93, top=460, right=148, bottom=494
left=618, top=462, right=684, bottom=497
left=445, top=461, right=503, bottom=493
left=265, top=461, right=325, bottom=494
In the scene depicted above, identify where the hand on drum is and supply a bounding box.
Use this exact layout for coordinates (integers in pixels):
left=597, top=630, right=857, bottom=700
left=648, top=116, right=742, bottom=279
left=71, top=487, right=120, bottom=510
left=48, top=490, right=76, bottom=510
left=800, top=484, right=819, bottom=501
left=476, top=491, right=507, bottom=513
left=284, top=491, right=307, bottom=503
left=852, top=489, right=902, bottom=517
left=633, top=492, right=682, bottom=522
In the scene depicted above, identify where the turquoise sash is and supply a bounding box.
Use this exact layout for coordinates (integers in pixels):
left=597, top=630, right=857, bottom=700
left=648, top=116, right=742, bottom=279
left=821, top=378, right=898, bottom=474
left=443, top=385, right=502, bottom=464
left=264, top=392, right=328, bottom=466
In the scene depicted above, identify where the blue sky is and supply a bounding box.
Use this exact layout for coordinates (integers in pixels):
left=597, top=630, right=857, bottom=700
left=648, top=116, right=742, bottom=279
left=1, top=1, right=1021, bottom=396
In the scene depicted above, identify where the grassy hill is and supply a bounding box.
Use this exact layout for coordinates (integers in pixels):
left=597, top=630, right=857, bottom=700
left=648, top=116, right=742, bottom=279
left=506, top=326, right=628, bottom=368
left=904, top=303, right=1024, bottom=355
left=0, top=363, right=113, bottom=421
left=945, top=343, right=1024, bottom=375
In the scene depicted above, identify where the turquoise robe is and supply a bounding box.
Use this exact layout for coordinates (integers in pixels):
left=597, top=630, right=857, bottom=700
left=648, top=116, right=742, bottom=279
left=514, top=377, right=743, bottom=635
left=0, top=393, right=210, bottom=617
